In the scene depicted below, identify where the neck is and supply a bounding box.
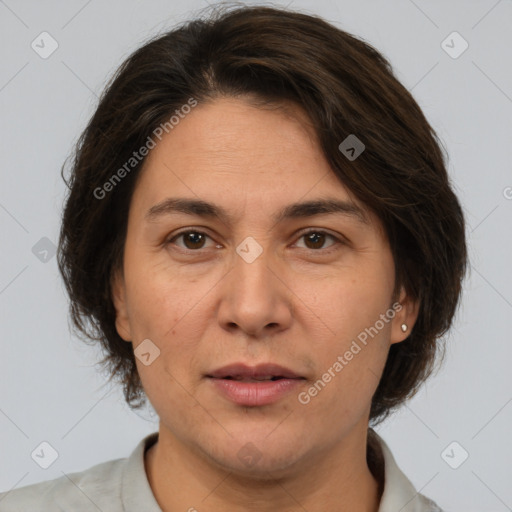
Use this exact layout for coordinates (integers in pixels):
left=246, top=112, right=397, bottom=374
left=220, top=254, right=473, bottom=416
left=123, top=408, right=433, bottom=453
left=144, top=424, right=383, bottom=512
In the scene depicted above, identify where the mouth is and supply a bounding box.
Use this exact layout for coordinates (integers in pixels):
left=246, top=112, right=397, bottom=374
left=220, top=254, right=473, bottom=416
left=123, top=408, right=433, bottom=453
left=206, top=362, right=305, bottom=381
left=214, top=375, right=295, bottom=382
left=205, top=362, right=306, bottom=406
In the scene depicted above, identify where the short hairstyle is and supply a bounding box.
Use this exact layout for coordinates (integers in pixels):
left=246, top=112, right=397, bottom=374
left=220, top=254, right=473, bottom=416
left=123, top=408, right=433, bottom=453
left=57, top=4, right=468, bottom=426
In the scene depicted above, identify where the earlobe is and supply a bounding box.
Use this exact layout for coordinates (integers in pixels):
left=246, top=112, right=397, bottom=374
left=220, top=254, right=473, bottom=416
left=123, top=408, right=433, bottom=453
left=111, top=269, right=132, bottom=342
left=390, top=287, right=420, bottom=344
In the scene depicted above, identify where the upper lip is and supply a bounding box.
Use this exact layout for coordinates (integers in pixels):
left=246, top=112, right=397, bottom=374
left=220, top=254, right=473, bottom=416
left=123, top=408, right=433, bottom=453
left=206, top=363, right=304, bottom=379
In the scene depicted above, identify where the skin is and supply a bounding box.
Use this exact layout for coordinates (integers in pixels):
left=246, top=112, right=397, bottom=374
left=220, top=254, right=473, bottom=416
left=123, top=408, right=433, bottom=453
left=112, top=96, right=419, bottom=512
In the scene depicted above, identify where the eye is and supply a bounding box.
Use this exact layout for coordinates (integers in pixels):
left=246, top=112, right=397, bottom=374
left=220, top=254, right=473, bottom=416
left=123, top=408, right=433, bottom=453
left=293, top=229, right=342, bottom=251
left=166, top=228, right=344, bottom=253
left=166, top=230, right=218, bottom=251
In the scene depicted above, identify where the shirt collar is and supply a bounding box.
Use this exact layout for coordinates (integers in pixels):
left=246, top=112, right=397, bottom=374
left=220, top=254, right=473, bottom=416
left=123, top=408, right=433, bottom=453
left=370, top=428, right=442, bottom=511
left=121, top=431, right=161, bottom=512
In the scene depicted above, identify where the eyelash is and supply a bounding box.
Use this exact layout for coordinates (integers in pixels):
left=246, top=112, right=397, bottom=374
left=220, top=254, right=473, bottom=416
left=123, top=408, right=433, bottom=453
left=165, top=228, right=345, bottom=254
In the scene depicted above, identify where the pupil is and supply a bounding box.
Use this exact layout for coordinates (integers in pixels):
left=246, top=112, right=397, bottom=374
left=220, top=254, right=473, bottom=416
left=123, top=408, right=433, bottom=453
left=306, top=233, right=324, bottom=249
left=185, top=232, right=204, bottom=249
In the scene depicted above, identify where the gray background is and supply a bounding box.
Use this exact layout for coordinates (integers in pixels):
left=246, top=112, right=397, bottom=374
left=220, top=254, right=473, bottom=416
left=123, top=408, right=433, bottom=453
left=1, top=0, right=511, bottom=510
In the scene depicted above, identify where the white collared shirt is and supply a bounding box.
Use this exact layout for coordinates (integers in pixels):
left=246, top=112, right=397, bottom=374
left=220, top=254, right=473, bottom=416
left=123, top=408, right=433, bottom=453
left=0, top=430, right=444, bottom=511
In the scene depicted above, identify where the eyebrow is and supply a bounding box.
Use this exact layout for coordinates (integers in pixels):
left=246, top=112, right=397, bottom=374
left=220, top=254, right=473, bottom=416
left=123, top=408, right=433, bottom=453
left=145, top=197, right=370, bottom=226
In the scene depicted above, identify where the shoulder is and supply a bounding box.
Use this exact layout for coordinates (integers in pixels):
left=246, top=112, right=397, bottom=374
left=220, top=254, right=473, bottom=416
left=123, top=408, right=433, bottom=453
left=368, top=429, right=446, bottom=512
left=0, top=457, right=126, bottom=512
left=415, top=493, right=445, bottom=511
left=417, top=493, right=445, bottom=511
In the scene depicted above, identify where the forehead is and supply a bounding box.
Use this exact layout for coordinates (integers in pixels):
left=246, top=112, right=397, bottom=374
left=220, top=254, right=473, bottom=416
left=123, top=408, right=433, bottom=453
left=141, top=97, right=326, bottom=180
left=130, top=97, right=381, bottom=231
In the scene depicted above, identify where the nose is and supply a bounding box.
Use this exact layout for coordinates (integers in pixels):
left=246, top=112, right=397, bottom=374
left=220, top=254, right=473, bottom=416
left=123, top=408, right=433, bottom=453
left=216, top=243, right=293, bottom=338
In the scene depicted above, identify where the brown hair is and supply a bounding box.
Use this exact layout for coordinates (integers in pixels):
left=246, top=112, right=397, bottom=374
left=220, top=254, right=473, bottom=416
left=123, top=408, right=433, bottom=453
left=57, top=4, right=467, bottom=426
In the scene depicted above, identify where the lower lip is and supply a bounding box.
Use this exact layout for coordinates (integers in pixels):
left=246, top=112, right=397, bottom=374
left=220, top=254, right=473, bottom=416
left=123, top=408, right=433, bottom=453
left=208, top=377, right=304, bottom=406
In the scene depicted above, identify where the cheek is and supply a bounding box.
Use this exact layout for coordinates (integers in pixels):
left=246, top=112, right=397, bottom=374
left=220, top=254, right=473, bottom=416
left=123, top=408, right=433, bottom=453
left=304, top=267, right=394, bottom=396
left=301, top=321, right=390, bottom=428
left=123, top=258, right=210, bottom=341
left=312, top=271, right=392, bottom=339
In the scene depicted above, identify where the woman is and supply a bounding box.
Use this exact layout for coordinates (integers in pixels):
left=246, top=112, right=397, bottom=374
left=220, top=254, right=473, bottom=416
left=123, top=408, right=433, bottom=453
left=0, top=5, right=466, bottom=511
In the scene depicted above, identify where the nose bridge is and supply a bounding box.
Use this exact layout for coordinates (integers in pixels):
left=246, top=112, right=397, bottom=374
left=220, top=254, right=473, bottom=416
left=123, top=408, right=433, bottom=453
left=232, top=236, right=276, bottom=303
left=217, top=235, right=291, bottom=336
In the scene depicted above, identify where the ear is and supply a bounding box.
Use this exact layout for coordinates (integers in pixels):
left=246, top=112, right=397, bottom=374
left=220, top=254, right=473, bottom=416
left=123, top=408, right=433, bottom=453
left=111, top=268, right=132, bottom=342
left=390, top=286, right=420, bottom=344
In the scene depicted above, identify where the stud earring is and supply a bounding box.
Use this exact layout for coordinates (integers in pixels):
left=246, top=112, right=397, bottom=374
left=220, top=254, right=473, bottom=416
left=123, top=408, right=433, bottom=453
left=400, top=323, right=408, bottom=332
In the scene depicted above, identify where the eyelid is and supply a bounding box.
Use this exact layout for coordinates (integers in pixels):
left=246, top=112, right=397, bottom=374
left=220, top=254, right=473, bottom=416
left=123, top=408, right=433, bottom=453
left=166, top=227, right=346, bottom=253
left=292, top=228, right=345, bottom=251
left=166, top=227, right=219, bottom=250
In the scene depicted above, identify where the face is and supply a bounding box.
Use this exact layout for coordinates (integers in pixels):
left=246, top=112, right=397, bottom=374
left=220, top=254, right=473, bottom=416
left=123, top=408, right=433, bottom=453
left=112, top=97, right=417, bottom=476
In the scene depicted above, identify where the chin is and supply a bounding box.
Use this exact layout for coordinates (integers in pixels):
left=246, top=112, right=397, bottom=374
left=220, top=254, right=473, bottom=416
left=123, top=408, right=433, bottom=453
left=204, top=431, right=307, bottom=477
